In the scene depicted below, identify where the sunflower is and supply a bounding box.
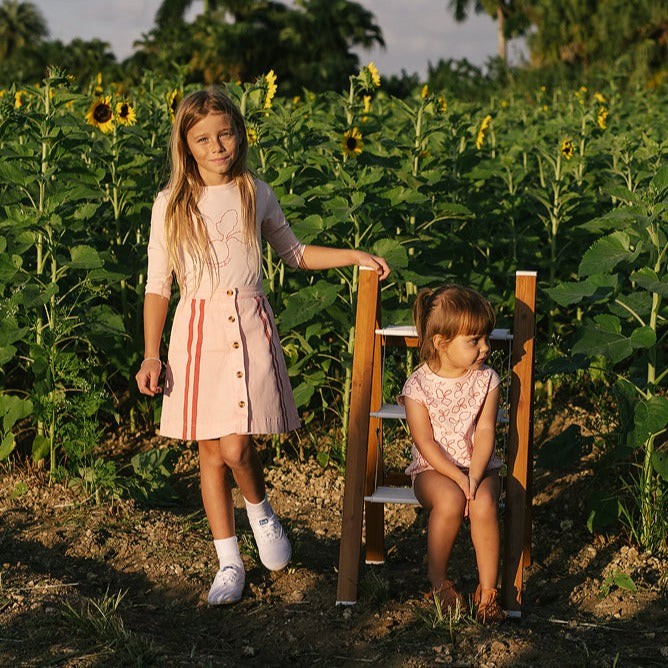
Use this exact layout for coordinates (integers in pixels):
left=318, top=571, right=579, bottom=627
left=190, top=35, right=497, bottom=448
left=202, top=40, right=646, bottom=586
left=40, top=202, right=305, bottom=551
left=167, top=89, right=182, bottom=122
left=94, top=71, right=103, bottom=93
left=367, top=62, right=381, bottom=88
left=436, top=96, right=448, bottom=114
left=597, top=107, right=608, bottom=130
left=421, top=84, right=429, bottom=99
left=594, top=92, right=606, bottom=104
left=560, top=138, right=574, bottom=160
left=475, top=114, right=492, bottom=150
left=14, top=91, right=24, bottom=109
left=362, top=95, right=371, bottom=114
left=116, top=100, right=136, bottom=126
left=341, top=127, right=363, bottom=158
left=264, top=70, right=278, bottom=109
left=358, top=62, right=381, bottom=92
left=246, top=124, right=259, bottom=146
left=85, top=96, right=114, bottom=133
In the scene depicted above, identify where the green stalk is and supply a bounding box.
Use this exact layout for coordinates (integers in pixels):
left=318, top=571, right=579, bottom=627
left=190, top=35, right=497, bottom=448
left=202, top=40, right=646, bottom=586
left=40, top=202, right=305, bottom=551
left=639, top=221, right=663, bottom=547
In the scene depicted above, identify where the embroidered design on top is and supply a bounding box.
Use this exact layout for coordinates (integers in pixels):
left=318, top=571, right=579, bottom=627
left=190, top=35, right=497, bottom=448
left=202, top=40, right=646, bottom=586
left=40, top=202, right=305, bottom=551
left=208, top=210, right=243, bottom=267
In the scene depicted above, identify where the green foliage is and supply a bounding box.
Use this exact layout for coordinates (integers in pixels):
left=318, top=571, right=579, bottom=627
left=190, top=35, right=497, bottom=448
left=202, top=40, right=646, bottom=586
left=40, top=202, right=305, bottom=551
left=546, top=156, right=666, bottom=553
left=598, top=570, right=637, bottom=598
left=0, top=62, right=665, bottom=548
left=63, top=588, right=158, bottom=664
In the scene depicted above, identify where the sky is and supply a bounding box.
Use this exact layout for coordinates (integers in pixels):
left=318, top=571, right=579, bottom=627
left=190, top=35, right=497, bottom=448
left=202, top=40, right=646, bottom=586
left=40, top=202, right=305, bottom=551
left=32, top=0, right=526, bottom=79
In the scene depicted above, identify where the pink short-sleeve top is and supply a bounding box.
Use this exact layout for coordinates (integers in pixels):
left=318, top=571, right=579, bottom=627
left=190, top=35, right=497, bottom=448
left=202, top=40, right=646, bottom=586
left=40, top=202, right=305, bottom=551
left=400, top=363, right=502, bottom=479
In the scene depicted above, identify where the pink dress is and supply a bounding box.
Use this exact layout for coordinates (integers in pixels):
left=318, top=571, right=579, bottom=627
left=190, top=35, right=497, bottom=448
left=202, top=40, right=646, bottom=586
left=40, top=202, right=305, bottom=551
left=145, top=179, right=304, bottom=441
left=399, top=364, right=502, bottom=480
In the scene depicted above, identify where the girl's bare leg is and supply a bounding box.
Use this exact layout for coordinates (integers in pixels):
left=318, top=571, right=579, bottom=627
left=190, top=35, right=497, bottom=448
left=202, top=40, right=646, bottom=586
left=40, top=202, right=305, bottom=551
left=198, top=439, right=236, bottom=538
left=218, top=433, right=265, bottom=503
left=414, top=470, right=467, bottom=590
left=468, top=472, right=501, bottom=591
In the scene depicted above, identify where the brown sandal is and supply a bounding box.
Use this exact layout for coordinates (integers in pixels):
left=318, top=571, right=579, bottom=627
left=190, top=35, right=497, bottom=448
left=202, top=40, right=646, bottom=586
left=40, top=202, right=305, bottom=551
left=430, top=579, right=469, bottom=615
left=473, top=584, right=506, bottom=624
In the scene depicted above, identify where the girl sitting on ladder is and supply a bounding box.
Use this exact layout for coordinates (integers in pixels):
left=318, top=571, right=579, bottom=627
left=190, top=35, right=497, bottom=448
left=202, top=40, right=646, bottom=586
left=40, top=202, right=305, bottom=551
left=400, top=285, right=505, bottom=624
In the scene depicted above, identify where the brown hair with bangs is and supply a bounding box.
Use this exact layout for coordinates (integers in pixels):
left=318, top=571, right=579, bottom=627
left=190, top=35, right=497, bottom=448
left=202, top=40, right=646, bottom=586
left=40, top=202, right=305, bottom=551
left=413, top=284, right=496, bottom=368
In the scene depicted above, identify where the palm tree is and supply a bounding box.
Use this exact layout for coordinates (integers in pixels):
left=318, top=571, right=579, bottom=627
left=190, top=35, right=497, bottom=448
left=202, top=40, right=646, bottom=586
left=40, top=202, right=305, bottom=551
left=0, top=0, right=48, bottom=60
left=447, top=0, right=528, bottom=63
left=154, top=0, right=250, bottom=29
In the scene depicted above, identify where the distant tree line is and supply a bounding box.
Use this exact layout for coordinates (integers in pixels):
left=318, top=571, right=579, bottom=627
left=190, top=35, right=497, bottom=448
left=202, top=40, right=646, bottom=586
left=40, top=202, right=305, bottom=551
left=0, top=0, right=666, bottom=93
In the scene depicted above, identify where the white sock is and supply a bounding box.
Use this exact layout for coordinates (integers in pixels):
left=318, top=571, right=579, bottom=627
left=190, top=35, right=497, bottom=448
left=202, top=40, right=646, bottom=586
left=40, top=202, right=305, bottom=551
left=213, top=536, right=243, bottom=570
left=244, top=495, right=273, bottom=522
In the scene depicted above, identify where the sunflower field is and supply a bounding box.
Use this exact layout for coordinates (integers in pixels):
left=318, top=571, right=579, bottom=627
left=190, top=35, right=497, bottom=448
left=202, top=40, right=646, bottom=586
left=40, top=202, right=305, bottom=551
left=0, top=65, right=666, bottom=550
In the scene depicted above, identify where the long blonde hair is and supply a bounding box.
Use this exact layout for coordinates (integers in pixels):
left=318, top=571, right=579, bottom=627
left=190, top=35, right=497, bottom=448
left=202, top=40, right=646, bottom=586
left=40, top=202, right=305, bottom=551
left=413, top=284, right=496, bottom=369
left=164, top=87, right=259, bottom=288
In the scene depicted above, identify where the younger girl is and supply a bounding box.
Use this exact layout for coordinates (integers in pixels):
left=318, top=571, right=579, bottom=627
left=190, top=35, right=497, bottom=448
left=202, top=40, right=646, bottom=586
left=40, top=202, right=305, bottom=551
left=400, top=285, right=505, bottom=623
left=135, top=87, right=389, bottom=605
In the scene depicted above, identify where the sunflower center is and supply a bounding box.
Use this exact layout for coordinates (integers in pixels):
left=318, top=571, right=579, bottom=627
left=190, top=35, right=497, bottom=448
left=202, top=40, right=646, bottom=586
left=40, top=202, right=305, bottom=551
left=94, top=104, right=112, bottom=123
left=346, top=137, right=358, bottom=150
left=119, top=104, right=129, bottom=118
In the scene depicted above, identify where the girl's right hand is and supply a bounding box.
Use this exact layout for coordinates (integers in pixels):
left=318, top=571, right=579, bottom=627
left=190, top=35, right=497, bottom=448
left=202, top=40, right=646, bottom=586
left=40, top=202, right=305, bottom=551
left=456, top=472, right=472, bottom=517
left=135, top=359, right=163, bottom=396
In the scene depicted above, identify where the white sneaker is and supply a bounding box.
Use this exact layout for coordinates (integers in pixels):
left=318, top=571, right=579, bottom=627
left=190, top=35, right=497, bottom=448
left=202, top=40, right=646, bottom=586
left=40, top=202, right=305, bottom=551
left=251, top=515, right=292, bottom=571
left=207, top=564, right=245, bottom=605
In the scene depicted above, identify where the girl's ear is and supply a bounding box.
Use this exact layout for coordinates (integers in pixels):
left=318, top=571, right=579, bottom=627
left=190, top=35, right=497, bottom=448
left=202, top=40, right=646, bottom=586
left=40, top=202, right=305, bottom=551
left=432, top=333, right=448, bottom=352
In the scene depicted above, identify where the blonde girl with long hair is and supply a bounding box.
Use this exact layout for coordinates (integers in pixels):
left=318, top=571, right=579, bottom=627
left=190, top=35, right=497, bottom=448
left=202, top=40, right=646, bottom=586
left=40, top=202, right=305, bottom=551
left=136, top=87, right=389, bottom=605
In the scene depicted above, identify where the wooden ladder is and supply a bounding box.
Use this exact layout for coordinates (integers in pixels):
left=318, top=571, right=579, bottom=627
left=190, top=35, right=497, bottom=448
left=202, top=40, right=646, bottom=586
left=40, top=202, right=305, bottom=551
left=336, top=268, right=537, bottom=615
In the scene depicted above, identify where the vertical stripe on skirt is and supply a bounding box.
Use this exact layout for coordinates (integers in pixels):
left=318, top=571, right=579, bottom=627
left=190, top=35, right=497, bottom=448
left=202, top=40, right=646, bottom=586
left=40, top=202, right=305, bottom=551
left=182, top=299, right=205, bottom=440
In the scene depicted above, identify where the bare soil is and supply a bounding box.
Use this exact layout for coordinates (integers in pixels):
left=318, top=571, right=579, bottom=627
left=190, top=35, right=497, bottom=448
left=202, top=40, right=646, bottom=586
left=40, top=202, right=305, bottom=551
left=1, top=417, right=667, bottom=667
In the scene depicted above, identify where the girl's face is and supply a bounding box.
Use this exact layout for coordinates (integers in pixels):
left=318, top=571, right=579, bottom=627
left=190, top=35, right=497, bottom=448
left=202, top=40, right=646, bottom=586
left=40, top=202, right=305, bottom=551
left=186, top=112, right=239, bottom=186
left=432, top=332, right=490, bottom=377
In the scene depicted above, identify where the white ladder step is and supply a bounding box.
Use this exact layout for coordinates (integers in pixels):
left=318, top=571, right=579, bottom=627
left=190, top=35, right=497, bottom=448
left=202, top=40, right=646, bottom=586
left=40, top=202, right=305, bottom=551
left=375, top=326, right=512, bottom=341
left=365, top=486, right=418, bottom=505
left=371, top=403, right=509, bottom=424
left=370, top=403, right=405, bottom=419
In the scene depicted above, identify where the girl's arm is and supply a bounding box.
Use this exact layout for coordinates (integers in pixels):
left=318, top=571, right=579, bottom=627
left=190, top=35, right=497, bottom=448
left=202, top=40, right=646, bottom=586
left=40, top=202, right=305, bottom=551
left=468, top=384, right=500, bottom=498
left=404, top=397, right=470, bottom=496
left=299, top=245, right=390, bottom=279
left=135, top=293, right=170, bottom=396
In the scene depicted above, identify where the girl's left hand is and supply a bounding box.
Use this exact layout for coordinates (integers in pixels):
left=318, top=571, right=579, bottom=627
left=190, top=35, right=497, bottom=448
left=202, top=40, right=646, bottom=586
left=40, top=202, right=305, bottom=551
left=357, top=251, right=390, bottom=280
left=468, top=475, right=480, bottom=500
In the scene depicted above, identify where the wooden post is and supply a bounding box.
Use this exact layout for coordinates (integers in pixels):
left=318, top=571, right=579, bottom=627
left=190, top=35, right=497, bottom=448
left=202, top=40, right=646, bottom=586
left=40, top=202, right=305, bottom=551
left=364, top=318, right=385, bottom=563
left=501, top=270, right=537, bottom=614
left=336, top=269, right=380, bottom=604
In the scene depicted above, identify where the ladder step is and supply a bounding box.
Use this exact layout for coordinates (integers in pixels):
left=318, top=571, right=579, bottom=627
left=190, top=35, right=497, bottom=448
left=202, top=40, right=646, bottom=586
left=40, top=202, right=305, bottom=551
left=370, top=403, right=405, bottom=419
left=376, top=326, right=512, bottom=341
left=371, top=404, right=509, bottom=424
left=365, top=486, right=418, bottom=505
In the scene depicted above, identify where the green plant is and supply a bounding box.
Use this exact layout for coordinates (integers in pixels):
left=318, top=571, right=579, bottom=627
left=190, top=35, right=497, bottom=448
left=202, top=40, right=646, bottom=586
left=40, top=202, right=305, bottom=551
left=414, top=593, right=470, bottom=643
left=598, top=569, right=637, bottom=598
left=547, top=165, right=667, bottom=553
left=63, top=588, right=158, bottom=664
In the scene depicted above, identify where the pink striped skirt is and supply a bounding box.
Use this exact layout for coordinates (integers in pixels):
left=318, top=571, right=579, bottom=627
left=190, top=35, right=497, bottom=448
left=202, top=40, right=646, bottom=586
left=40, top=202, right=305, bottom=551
left=159, top=286, right=300, bottom=441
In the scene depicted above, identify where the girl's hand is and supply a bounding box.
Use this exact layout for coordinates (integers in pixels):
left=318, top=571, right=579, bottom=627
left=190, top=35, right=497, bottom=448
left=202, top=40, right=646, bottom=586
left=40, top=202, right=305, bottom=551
left=135, top=359, right=163, bottom=396
left=456, top=472, right=472, bottom=518
left=468, top=475, right=481, bottom=500
left=356, top=251, right=390, bottom=280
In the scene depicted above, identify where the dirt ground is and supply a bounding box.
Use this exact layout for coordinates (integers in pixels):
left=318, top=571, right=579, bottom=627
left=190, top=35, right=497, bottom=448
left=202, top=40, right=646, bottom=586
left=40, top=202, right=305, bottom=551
left=1, top=418, right=667, bottom=667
